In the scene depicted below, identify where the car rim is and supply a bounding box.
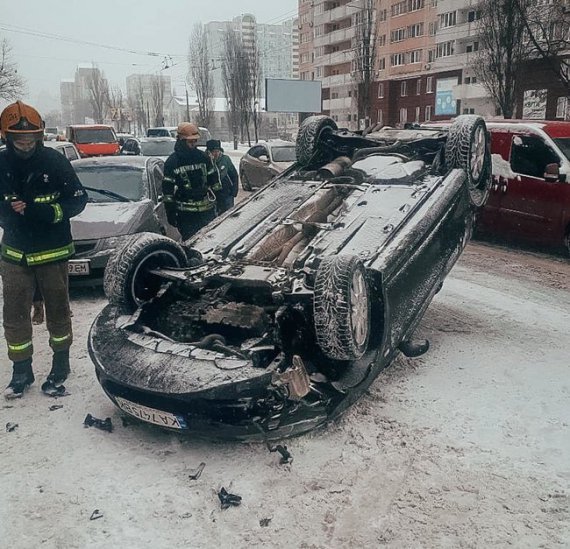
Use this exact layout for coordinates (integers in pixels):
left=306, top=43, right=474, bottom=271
left=470, top=125, right=486, bottom=181
left=130, top=250, right=180, bottom=306
left=350, top=269, right=368, bottom=348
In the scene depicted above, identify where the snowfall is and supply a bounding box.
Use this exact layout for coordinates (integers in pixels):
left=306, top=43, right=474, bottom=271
left=0, top=151, right=569, bottom=548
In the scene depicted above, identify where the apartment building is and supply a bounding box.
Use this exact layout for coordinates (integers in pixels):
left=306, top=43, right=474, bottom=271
left=204, top=15, right=299, bottom=96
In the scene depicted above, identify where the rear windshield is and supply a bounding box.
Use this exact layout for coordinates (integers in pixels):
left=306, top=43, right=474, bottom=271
left=147, top=128, right=171, bottom=137
left=74, top=166, right=145, bottom=202
left=271, top=146, right=296, bottom=163
left=140, top=140, right=176, bottom=156
left=553, top=138, right=570, bottom=162
left=74, top=128, right=116, bottom=144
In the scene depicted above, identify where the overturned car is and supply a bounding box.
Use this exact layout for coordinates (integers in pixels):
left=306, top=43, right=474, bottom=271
left=88, top=115, right=491, bottom=441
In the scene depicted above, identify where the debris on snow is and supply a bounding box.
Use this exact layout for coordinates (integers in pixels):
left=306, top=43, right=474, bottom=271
left=83, top=414, right=113, bottom=433
left=218, top=487, right=242, bottom=509
left=188, top=462, right=206, bottom=481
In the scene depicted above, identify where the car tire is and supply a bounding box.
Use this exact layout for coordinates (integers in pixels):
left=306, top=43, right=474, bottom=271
left=313, top=255, right=370, bottom=361
left=241, top=170, right=252, bottom=191
left=445, top=115, right=491, bottom=208
left=296, top=115, right=338, bottom=168
left=104, top=232, right=187, bottom=311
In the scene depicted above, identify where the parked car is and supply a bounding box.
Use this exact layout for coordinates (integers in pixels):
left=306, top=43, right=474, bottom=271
left=43, top=140, right=80, bottom=161
left=116, top=132, right=135, bottom=147
left=424, top=119, right=570, bottom=255
left=66, top=124, right=120, bottom=158
left=146, top=126, right=212, bottom=148
left=239, top=140, right=296, bottom=190
left=69, top=156, right=179, bottom=284
left=481, top=120, right=570, bottom=255
left=121, top=137, right=176, bottom=160
left=88, top=114, right=491, bottom=440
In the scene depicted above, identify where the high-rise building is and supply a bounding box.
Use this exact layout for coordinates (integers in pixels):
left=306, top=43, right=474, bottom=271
left=203, top=14, right=299, bottom=96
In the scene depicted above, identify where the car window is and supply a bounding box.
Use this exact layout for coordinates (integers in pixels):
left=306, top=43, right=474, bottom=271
left=249, top=145, right=268, bottom=159
left=64, top=146, right=79, bottom=161
left=140, top=140, right=175, bottom=156
left=73, top=128, right=117, bottom=144
left=271, top=146, right=296, bottom=163
left=553, top=138, right=570, bottom=162
left=74, top=166, right=146, bottom=202
left=510, top=135, right=560, bottom=178
left=149, top=165, right=164, bottom=202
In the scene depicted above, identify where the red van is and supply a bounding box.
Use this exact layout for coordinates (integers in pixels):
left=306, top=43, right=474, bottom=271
left=66, top=124, right=120, bottom=158
left=476, top=121, right=570, bottom=255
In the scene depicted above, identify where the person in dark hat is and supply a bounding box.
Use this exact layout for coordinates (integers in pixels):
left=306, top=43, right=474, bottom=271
left=206, top=139, right=239, bottom=214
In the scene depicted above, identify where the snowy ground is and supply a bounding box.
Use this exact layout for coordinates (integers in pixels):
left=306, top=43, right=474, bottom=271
left=1, top=241, right=569, bottom=548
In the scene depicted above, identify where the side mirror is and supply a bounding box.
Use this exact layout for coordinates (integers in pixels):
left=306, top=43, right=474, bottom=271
left=259, top=154, right=269, bottom=162
left=544, top=163, right=560, bottom=183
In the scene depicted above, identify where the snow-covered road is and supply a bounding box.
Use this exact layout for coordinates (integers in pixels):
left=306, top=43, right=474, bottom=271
left=1, top=242, right=569, bottom=548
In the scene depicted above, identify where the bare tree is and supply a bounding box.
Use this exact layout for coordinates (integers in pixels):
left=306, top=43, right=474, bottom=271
left=221, top=26, right=262, bottom=145
left=188, top=24, right=214, bottom=127
left=150, top=75, right=165, bottom=127
left=514, top=0, right=570, bottom=93
left=0, top=38, right=25, bottom=100
left=352, top=0, right=376, bottom=129
left=85, top=67, right=109, bottom=123
left=473, top=0, right=532, bottom=118
left=106, top=86, right=127, bottom=132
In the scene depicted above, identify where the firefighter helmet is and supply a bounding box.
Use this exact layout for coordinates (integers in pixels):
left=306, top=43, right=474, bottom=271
left=0, top=100, right=44, bottom=139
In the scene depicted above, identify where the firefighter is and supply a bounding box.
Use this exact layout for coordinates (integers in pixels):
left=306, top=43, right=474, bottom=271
left=162, top=123, right=221, bottom=240
left=0, top=101, right=87, bottom=398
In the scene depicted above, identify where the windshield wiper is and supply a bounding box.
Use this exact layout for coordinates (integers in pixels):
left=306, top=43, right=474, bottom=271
left=83, top=186, right=133, bottom=202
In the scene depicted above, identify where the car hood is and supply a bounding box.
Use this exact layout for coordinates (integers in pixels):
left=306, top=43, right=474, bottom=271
left=273, top=161, right=294, bottom=172
left=72, top=201, right=151, bottom=240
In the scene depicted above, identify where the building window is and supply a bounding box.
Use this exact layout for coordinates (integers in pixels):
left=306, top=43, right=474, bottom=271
left=415, top=106, right=421, bottom=122
left=439, top=11, right=457, bottom=28
left=378, top=57, right=386, bottom=70
left=400, top=108, right=408, bottom=124
left=425, top=105, right=432, bottom=120
left=467, top=10, right=481, bottom=22
left=464, top=76, right=478, bottom=84
left=407, top=23, right=424, bottom=38
left=401, top=81, right=407, bottom=96
left=409, top=0, right=425, bottom=11
left=428, top=49, right=435, bottom=63
left=465, top=42, right=479, bottom=53
left=426, top=76, right=434, bottom=93
left=416, top=78, right=421, bottom=95
left=378, top=34, right=386, bottom=47
left=377, top=109, right=383, bottom=126
left=409, top=50, right=422, bottom=64
left=378, top=82, right=384, bottom=98
left=391, top=28, right=406, bottom=43
left=378, top=9, right=387, bottom=22
left=436, top=41, right=455, bottom=58
left=391, top=53, right=405, bottom=66
left=556, top=96, right=569, bottom=118
left=463, top=107, right=476, bottom=114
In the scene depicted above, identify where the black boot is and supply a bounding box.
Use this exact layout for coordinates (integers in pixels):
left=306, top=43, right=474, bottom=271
left=4, top=358, right=35, bottom=399
left=46, top=349, right=70, bottom=386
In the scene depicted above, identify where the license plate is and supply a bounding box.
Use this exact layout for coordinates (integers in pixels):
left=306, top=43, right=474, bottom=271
left=68, top=260, right=90, bottom=276
left=115, top=396, right=188, bottom=429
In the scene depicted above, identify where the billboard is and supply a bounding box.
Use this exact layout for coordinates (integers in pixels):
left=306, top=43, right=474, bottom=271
left=265, top=79, right=322, bottom=113
left=522, top=89, right=548, bottom=119
left=435, top=77, right=459, bottom=116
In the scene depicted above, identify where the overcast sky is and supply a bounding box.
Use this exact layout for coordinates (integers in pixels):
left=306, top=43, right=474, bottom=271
left=1, top=0, right=299, bottom=113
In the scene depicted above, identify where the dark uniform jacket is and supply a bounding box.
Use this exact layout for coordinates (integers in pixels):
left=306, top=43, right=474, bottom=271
left=214, top=154, right=239, bottom=198
left=0, top=144, right=88, bottom=266
left=162, top=141, right=221, bottom=219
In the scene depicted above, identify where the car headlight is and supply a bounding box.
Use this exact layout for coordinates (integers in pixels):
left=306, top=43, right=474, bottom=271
left=97, top=235, right=132, bottom=254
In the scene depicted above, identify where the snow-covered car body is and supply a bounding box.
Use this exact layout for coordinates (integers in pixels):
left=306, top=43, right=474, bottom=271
left=89, top=115, right=491, bottom=441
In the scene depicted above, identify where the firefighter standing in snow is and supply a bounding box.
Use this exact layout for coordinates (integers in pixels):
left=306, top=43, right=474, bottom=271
left=162, top=123, right=221, bottom=240
left=0, top=101, right=87, bottom=398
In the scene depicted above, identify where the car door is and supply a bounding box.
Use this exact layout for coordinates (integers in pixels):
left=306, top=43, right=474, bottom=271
left=244, top=145, right=271, bottom=188
left=495, top=132, right=565, bottom=245
left=478, top=128, right=511, bottom=235
left=148, top=161, right=180, bottom=240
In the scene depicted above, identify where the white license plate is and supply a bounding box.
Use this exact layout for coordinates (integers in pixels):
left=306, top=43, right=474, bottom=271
left=115, top=396, right=188, bottom=429
left=68, top=260, right=90, bottom=276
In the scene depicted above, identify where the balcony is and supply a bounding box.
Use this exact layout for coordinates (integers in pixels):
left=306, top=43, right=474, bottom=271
left=315, top=49, right=353, bottom=68
left=313, top=3, right=360, bottom=26
left=322, top=73, right=353, bottom=87
left=314, top=27, right=355, bottom=48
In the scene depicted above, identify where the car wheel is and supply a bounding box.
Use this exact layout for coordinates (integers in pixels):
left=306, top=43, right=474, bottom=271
left=241, top=170, right=252, bottom=191
left=445, top=115, right=491, bottom=208
left=104, top=232, right=187, bottom=311
left=296, top=115, right=338, bottom=168
left=313, top=255, right=370, bottom=361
